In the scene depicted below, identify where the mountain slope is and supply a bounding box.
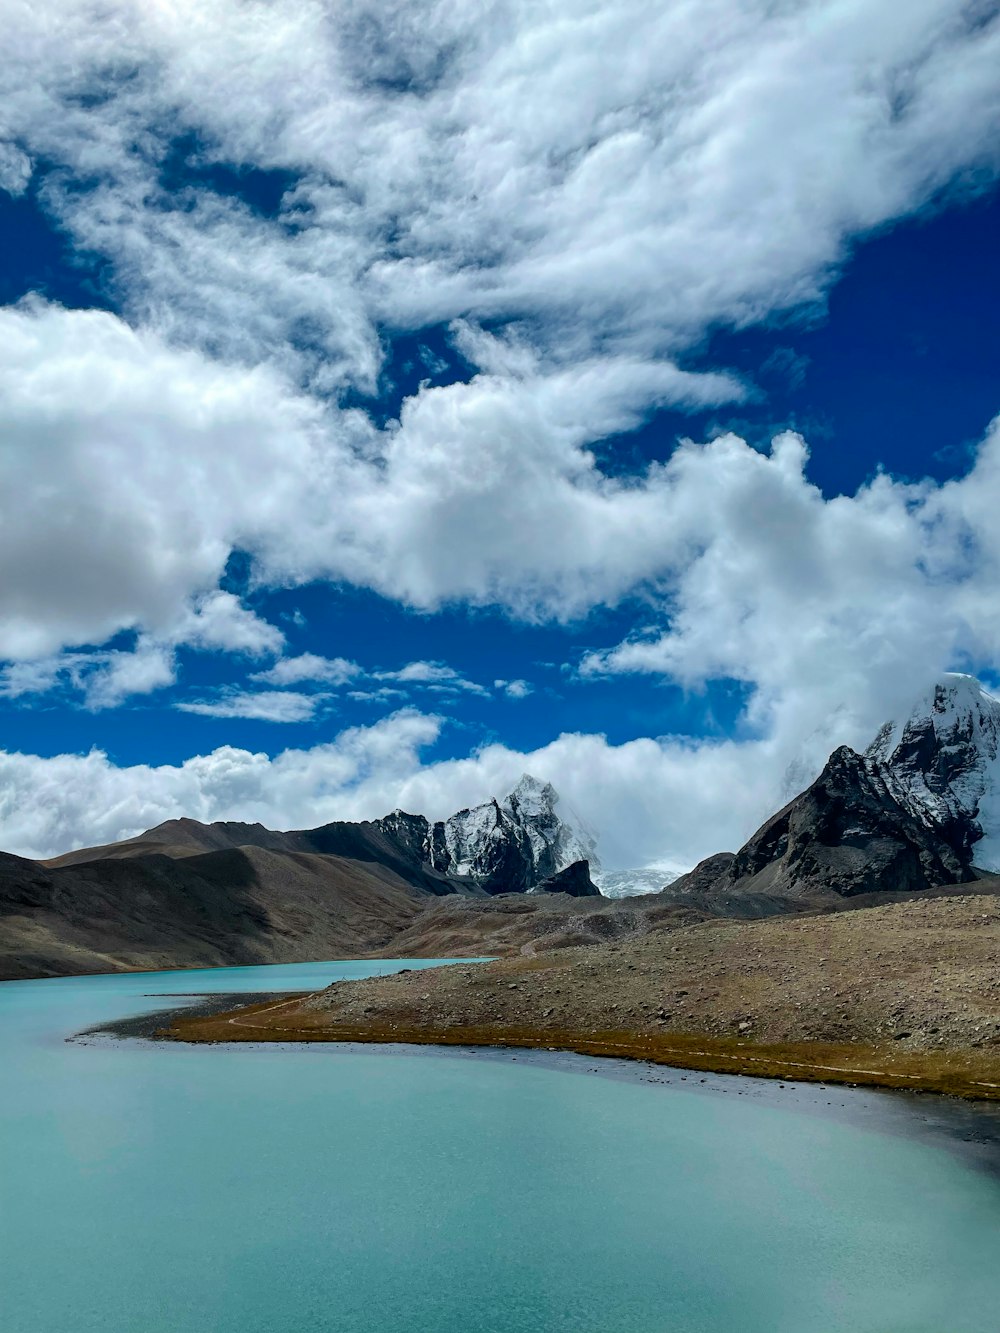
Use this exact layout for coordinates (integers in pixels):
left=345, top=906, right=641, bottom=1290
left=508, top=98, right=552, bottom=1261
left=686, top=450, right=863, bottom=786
left=3, top=774, right=606, bottom=978
left=423, top=774, right=600, bottom=894
left=50, top=774, right=598, bottom=898
left=669, top=745, right=976, bottom=905
left=0, top=846, right=429, bottom=980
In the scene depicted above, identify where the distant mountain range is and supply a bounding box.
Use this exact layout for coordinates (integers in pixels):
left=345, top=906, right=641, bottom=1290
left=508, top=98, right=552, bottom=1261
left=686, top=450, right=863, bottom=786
left=0, top=775, right=601, bottom=980
left=4, top=675, right=1000, bottom=980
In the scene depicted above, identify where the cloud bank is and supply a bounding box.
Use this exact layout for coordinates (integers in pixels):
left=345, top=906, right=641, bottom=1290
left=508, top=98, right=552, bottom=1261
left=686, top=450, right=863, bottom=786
left=2, top=2, right=1000, bottom=859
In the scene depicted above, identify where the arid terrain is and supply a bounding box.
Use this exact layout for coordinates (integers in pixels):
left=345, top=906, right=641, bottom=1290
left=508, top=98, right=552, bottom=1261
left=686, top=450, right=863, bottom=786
left=168, top=892, right=1000, bottom=1099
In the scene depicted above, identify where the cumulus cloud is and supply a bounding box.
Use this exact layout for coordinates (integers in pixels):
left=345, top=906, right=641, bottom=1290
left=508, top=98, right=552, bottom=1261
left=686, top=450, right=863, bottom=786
left=174, top=592, right=284, bottom=657
left=495, top=678, right=533, bottom=699
left=0, top=303, right=737, bottom=665
left=2, top=2, right=1000, bottom=862
left=0, top=638, right=176, bottom=711
left=0, top=695, right=913, bottom=869
left=3, top=1, right=998, bottom=382
left=0, top=710, right=445, bottom=859
left=251, top=653, right=360, bottom=687
left=0, top=301, right=330, bottom=661
left=1, top=3, right=999, bottom=655
left=0, top=142, right=31, bottom=197
left=580, top=423, right=1000, bottom=758
left=0, top=707, right=764, bottom=866
left=79, top=641, right=177, bottom=711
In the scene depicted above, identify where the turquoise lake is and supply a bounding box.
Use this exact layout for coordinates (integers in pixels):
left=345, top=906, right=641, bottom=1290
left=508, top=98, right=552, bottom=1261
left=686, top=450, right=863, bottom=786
left=4, top=959, right=1000, bottom=1333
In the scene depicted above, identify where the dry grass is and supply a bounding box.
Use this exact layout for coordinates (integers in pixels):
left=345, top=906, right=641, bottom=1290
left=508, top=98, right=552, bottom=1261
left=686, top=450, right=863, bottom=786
left=166, top=1000, right=1000, bottom=1100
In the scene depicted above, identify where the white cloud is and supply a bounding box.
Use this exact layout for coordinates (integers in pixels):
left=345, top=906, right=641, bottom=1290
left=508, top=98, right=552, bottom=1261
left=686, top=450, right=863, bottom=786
left=0, top=142, right=31, bottom=197
left=0, top=638, right=176, bottom=710
left=3, top=1, right=998, bottom=382
left=251, top=653, right=360, bottom=687
left=176, top=690, right=320, bottom=723
left=374, top=660, right=490, bottom=695
left=79, top=641, right=177, bottom=711
left=0, top=3, right=998, bottom=655
left=0, top=693, right=914, bottom=872
left=495, top=678, right=532, bottom=699
left=175, top=592, right=284, bottom=657
left=0, top=658, right=63, bottom=700
left=0, top=301, right=329, bottom=661
left=2, top=2, right=1000, bottom=863
left=0, top=709, right=445, bottom=859
left=0, top=706, right=768, bottom=867
left=576, top=422, right=1000, bottom=763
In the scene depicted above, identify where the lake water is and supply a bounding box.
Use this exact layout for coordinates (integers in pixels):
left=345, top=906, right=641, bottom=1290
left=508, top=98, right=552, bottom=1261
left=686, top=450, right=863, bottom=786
left=4, top=959, right=1000, bottom=1333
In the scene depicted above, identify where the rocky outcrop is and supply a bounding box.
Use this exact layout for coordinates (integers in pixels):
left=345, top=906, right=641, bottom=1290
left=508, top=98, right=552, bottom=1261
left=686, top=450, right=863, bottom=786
left=666, top=676, right=1000, bottom=908
left=533, top=859, right=601, bottom=897
left=670, top=745, right=976, bottom=905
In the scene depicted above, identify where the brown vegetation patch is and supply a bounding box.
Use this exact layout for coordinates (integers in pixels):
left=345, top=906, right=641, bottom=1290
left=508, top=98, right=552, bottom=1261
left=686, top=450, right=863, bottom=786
left=166, top=1003, right=1000, bottom=1100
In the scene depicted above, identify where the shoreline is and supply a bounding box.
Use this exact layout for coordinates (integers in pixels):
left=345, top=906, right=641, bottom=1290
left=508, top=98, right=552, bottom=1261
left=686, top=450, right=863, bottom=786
left=80, top=990, right=1000, bottom=1179
left=158, top=993, right=1000, bottom=1102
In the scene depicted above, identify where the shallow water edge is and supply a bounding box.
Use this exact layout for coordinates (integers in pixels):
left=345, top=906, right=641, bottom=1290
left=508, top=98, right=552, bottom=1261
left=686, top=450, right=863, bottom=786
left=82, top=989, right=1000, bottom=1181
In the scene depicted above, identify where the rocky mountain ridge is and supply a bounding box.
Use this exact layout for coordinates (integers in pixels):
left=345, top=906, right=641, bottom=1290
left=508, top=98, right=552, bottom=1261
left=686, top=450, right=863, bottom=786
left=400, top=774, right=600, bottom=895
left=670, top=675, right=1000, bottom=905
left=0, top=774, right=602, bottom=978
left=49, top=773, right=598, bottom=899
left=9, top=676, right=1000, bottom=980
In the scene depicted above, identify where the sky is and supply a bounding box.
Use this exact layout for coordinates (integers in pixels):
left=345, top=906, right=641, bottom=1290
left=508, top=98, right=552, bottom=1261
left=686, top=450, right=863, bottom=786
left=1, top=0, right=1000, bottom=869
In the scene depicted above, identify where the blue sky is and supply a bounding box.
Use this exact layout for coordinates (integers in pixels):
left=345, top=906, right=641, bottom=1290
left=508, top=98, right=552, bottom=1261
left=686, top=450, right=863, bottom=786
left=1, top=1, right=999, bottom=866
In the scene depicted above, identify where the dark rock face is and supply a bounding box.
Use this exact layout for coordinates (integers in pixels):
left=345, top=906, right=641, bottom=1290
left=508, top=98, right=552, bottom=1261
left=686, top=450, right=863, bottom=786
left=385, top=775, right=599, bottom=896
left=534, top=860, right=601, bottom=897
left=440, top=799, right=538, bottom=894
left=667, top=852, right=735, bottom=897
left=672, top=746, right=977, bottom=905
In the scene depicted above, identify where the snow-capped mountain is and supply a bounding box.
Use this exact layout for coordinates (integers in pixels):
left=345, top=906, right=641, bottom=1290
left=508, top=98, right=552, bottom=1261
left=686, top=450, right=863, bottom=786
left=430, top=774, right=600, bottom=895
left=866, top=673, right=1000, bottom=870
left=377, top=775, right=600, bottom=896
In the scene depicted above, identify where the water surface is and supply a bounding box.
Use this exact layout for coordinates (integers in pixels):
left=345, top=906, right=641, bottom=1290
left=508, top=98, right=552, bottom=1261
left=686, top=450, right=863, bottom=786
left=4, top=959, right=1000, bottom=1333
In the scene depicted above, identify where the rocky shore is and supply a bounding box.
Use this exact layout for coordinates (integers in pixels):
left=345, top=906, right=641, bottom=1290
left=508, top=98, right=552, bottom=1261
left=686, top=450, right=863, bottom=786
left=166, top=893, right=1000, bottom=1099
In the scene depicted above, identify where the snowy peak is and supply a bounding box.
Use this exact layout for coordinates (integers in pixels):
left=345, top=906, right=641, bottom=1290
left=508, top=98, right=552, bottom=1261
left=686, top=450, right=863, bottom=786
left=865, top=674, right=1000, bottom=869
left=436, top=774, right=600, bottom=895
left=868, top=675, right=1000, bottom=777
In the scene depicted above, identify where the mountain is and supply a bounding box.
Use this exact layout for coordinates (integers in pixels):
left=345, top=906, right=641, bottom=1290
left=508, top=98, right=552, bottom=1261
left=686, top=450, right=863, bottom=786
left=2, top=774, right=603, bottom=978
left=670, top=744, right=976, bottom=905
left=531, top=860, right=601, bottom=897
left=49, top=774, right=595, bottom=897
left=424, top=775, right=600, bottom=894
left=866, top=674, right=1000, bottom=870
left=669, top=675, right=1000, bottom=906
left=0, top=844, right=430, bottom=981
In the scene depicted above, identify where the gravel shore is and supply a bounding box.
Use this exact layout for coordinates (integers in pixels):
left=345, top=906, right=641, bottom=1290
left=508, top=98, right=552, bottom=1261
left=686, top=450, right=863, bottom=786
left=161, top=894, right=1000, bottom=1099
